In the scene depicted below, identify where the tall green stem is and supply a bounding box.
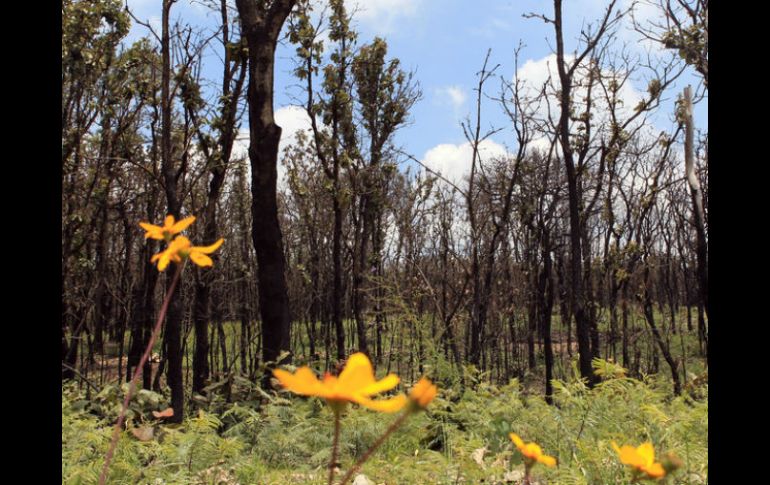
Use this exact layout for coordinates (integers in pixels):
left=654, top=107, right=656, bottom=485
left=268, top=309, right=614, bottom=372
left=98, top=263, right=184, bottom=485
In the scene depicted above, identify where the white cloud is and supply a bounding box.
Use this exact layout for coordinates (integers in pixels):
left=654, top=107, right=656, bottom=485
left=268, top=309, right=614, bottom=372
left=275, top=105, right=315, bottom=155
left=617, top=0, right=671, bottom=53
left=434, top=85, right=467, bottom=120
left=436, top=85, right=467, bottom=109
left=564, top=0, right=674, bottom=57
left=232, top=106, right=314, bottom=191
left=345, top=0, right=423, bottom=35
left=527, top=136, right=558, bottom=157
left=515, top=53, right=644, bottom=138
left=419, top=140, right=511, bottom=244
left=421, top=139, right=508, bottom=185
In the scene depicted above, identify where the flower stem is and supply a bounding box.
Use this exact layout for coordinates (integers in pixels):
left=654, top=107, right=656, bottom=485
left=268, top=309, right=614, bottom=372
left=98, top=263, right=184, bottom=485
left=329, top=408, right=341, bottom=485
left=338, top=410, right=411, bottom=485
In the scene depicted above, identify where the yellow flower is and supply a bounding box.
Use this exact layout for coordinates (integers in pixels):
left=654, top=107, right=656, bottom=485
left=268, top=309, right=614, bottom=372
left=510, top=433, right=557, bottom=468
left=612, top=441, right=665, bottom=480
left=150, top=236, right=189, bottom=271
left=273, top=353, right=407, bottom=413
left=408, top=377, right=438, bottom=410
left=150, top=236, right=224, bottom=271
left=139, top=215, right=196, bottom=241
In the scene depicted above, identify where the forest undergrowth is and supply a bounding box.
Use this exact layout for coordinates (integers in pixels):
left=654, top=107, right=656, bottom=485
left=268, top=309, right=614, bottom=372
left=62, top=358, right=707, bottom=485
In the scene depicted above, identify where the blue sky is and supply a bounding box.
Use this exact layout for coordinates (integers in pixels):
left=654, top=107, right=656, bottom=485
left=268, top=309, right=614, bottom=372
left=124, top=0, right=707, bottom=181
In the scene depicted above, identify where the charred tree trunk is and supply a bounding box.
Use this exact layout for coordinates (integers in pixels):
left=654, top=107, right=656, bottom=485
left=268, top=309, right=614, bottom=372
left=236, top=0, right=296, bottom=381
left=539, top=235, right=555, bottom=404
left=191, top=1, right=246, bottom=392
left=192, top=277, right=211, bottom=393
left=641, top=266, right=681, bottom=395
left=553, top=0, right=598, bottom=386
left=353, top=170, right=373, bottom=357
left=332, top=196, right=345, bottom=360
left=160, top=0, right=184, bottom=423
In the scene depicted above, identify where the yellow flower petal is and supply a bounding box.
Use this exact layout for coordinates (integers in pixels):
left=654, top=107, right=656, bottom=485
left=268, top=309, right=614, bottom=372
left=637, top=442, right=655, bottom=467
left=164, top=215, right=175, bottom=228
left=613, top=441, right=666, bottom=479
left=359, top=374, right=400, bottom=397
left=337, top=352, right=377, bottom=390
left=170, top=215, right=196, bottom=234
left=139, top=222, right=164, bottom=240
left=157, top=253, right=171, bottom=271
left=189, top=251, right=213, bottom=267
left=523, top=443, right=543, bottom=459
left=169, top=235, right=192, bottom=249
left=354, top=394, right=408, bottom=413
left=613, top=442, right=642, bottom=467
left=273, top=367, right=324, bottom=396
left=408, top=377, right=438, bottom=408
left=510, top=434, right=556, bottom=469
left=538, top=455, right=557, bottom=467
left=644, top=462, right=665, bottom=478
left=272, top=353, right=406, bottom=413
left=192, top=238, right=224, bottom=254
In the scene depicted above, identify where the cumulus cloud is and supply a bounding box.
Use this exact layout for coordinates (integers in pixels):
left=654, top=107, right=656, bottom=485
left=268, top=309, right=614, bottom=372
left=563, top=0, right=674, bottom=57
left=515, top=53, right=645, bottom=141
left=615, top=0, right=676, bottom=54
left=275, top=106, right=315, bottom=154
left=232, top=106, right=315, bottom=191
left=527, top=136, right=558, bottom=157
left=421, top=139, right=509, bottom=185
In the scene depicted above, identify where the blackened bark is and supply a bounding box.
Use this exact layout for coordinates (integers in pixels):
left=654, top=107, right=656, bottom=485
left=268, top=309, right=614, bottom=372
left=191, top=1, right=247, bottom=392
left=539, top=236, right=555, bottom=404
left=621, top=283, right=630, bottom=369
left=192, top=279, right=211, bottom=393
left=527, top=283, right=537, bottom=370
left=332, top=198, right=345, bottom=359
left=553, top=0, right=605, bottom=386
left=236, top=0, right=296, bottom=379
left=300, top=31, right=346, bottom=362
left=698, top=302, right=707, bottom=361
left=62, top=266, right=75, bottom=380
left=556, top=251, right=572, bottom=357
left=353, top=187, right=372, bottom=356
left=465, top=52, right=508, bottom=368
left=92, top=173, right=113, bottom=355
left=160, top=0, right=184, bottom=423
left=439, top=235, right=464, bottom=370
left=641, top=266, right=681, bottom=395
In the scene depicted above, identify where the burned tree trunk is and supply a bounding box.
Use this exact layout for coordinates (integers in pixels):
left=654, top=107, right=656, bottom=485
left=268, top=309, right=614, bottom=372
left=236, top=0, right=296, bottom=377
